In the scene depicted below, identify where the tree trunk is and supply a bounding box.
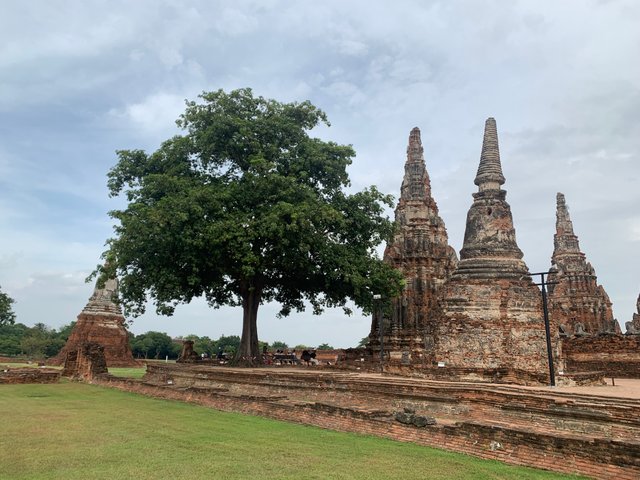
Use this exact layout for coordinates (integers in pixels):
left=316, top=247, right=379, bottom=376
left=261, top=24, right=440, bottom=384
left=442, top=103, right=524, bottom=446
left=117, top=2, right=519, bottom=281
left=234, top=282, right=262, bottom=366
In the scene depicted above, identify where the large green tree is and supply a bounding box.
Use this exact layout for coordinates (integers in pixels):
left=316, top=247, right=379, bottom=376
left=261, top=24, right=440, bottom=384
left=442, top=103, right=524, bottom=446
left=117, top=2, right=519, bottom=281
left=102, top=88, right=402, bottom=364
left=0, top=286, right=16, bottom=326
left=131, top=331, right=178, bottom=359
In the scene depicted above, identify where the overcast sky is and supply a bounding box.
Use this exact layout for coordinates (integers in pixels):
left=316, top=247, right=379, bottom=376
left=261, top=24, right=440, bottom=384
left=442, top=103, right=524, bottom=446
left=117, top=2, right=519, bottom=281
left=1, top=0, right=638, bottom=348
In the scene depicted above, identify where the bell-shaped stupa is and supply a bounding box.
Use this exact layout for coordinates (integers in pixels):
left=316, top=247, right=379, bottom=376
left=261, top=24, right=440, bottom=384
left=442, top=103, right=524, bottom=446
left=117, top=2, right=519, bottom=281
left=429, top=118, right=556, bottom=384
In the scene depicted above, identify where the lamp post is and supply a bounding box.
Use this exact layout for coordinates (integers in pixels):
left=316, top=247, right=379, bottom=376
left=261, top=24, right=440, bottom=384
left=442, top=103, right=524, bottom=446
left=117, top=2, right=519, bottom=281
left=531, top=271, right=558, bottom=387
left=373, top=294, right=383, bottom=373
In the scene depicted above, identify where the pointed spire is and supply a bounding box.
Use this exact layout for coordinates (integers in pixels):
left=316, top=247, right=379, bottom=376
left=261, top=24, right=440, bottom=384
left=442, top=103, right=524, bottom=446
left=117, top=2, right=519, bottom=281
left=400, top=127, right=432, bottom=202
left=549, top=193, right=616, bottom=334
left=408, top=127, right=423, bottom=159
left=474, top=118, right=505, bottom=191
left=555, top=192, right=576, bottom=238
left=553, top=192, right=582, bottom=258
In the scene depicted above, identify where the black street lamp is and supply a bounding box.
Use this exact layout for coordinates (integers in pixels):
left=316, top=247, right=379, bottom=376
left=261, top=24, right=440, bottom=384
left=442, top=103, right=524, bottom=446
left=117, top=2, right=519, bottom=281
left=531, top=271, right=558, bottom=387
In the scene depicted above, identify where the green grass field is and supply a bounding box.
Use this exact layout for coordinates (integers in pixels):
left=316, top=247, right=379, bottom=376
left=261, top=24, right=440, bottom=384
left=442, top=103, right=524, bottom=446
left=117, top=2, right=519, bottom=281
left=0, top=383, right=585, bottom=480
left=107, top=366, right=147, bottom=379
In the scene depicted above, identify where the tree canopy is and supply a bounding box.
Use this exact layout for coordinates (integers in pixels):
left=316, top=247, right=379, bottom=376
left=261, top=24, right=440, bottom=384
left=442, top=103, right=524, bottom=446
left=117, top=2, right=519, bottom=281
left=0, top=321, right=74, bottom=358
left=0, top=286, right=16, bottom=326
left=130, top=331, right=180, bottom=360
left=102, top=88, right=402, bottom=364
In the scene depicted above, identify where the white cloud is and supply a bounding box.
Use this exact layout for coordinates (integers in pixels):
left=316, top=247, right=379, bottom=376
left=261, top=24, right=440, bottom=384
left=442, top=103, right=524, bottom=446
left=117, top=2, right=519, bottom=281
left=214, top=7, right=259, bottom=36
left=630, top=219, right=640, bottom=242
left=108, top=92, right=187, bottom=136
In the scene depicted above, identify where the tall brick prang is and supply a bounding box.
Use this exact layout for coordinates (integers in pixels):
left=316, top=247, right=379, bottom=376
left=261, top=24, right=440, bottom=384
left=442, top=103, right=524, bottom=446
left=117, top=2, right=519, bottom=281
left=49, top=271, right=138, bottom=367
left=429, top=118, right=555, bottom=383
left=370, top=127, right=457, bottom=362
left=547, top=193, right=619, bottom=336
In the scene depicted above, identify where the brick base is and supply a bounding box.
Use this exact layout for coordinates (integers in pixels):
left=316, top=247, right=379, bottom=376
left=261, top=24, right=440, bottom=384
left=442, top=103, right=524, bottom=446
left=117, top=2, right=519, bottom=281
left=96, top=365, right=639, bottom=480
left=0, top=367, right=61, bottom=384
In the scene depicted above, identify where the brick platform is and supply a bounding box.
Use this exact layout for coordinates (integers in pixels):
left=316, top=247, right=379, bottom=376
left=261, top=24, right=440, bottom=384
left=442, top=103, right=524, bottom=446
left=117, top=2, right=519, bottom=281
left=563, top=335, right=640, bottom=377
left=99, top=364, right=640, bottom=480
left=0, top=367, right=61, bottom=384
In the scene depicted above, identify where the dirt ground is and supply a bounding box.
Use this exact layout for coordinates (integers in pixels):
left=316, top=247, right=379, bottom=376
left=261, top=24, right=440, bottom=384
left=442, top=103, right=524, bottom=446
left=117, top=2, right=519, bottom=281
left=536, top=377, right=640, bottom=399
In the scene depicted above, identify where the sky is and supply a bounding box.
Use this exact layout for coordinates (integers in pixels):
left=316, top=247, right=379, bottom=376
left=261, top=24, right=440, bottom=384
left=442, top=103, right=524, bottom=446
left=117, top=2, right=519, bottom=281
left=1, top=0, right=638, bottom=348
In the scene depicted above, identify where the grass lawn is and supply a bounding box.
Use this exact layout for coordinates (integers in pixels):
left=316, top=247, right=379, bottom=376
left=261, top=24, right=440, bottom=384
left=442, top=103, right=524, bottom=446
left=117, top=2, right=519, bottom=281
left=0, top=383, right=585, bottom=480
left=107, top=366, right=147, bottom=379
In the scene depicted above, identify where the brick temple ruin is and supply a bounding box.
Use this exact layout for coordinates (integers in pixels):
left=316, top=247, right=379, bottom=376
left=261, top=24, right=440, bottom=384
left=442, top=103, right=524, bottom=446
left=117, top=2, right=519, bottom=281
left=369, top=127, right=457, bottom=362
left=78, top=117, right=639, bottom=480
left=50, top=271, right=138, bottom=367
left=430, top=118, right=556, bottom=383
left=625, top=293, right=640, bottom=335
left=548, top=192, right=619, bottom=336
left=367, top=117, right=639, bottom=384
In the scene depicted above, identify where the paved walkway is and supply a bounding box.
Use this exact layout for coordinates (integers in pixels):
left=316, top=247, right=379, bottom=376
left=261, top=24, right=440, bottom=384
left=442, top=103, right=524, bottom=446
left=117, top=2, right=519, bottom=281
left=532, top=377, right=640, bottom=399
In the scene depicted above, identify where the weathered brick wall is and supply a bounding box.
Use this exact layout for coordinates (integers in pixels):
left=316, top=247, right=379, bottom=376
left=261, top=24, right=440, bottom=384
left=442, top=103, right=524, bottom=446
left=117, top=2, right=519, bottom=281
left=0, top=368, right=60, bottom=384
left=100, top=372, right=640, bottom=480
left=96, top=364, right=640, bottom=480
left=563, top=335, right=640, bottom=378
left=62, top=342, right=109, bottom=380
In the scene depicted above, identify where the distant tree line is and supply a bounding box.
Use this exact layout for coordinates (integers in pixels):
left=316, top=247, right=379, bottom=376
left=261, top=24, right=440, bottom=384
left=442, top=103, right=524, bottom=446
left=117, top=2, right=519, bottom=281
left=0, top=320, right=337, bottom=360
left=128, top=332, right=243, bottom=360
left=0, top=322, right=75, bottom=358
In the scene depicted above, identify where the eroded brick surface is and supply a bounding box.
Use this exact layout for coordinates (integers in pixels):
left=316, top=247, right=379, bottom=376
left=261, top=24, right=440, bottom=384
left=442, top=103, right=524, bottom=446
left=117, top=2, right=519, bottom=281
left=563, top=335, right=640, bottom=377
left=62, top=341, right=109, bottom=380
left=0, top=367, right=60, bottom=384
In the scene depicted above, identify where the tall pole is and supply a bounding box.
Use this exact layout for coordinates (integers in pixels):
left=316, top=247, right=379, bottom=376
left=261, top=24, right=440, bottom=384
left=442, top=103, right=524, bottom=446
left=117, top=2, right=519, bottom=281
left=373, top=294, right=383, bottom=373
left=531, top=271, right=557, bottom=387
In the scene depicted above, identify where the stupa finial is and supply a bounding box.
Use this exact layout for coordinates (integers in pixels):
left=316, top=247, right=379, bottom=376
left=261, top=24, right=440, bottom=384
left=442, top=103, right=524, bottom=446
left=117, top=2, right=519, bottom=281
left=553, top=192, right=581, bottom=256
left=474, top=117, right=505, bottom=191
left=400, top=127, right=431, bottom=201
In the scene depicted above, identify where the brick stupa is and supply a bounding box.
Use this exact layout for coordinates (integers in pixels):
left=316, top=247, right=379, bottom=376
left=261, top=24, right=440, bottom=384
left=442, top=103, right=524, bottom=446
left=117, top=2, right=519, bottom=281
left=626, top=294, right=640, bottom=334
left=50, top=272, right=137, bottom=367
left=369, top=127, right=457, bottom=361
left=547, top=193, right=619, bottom=336
left=429, top=118, right=556, bottom=383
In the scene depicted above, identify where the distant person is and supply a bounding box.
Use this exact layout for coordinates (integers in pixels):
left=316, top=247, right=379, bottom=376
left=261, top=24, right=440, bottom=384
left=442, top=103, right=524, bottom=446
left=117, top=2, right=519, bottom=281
left=301, top=350, right=312, bottom=365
